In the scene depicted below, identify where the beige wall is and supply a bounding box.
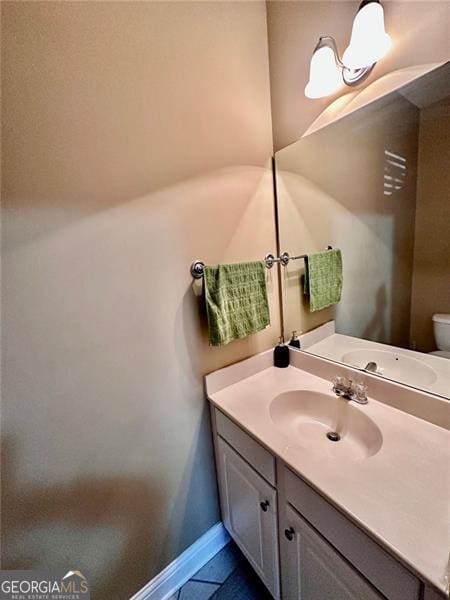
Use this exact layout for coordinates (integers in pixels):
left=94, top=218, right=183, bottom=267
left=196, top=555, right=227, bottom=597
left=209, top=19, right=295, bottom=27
left=410, top=97, right=450, bottom=351
left=1, top=2, right=278, bottom=598
left=276, top=95, right=419, bottom=346
left=267, top=1, right=450, bottom=150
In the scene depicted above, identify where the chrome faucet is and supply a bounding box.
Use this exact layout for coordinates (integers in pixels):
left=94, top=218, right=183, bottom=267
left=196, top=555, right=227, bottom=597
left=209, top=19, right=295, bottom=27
left=332, top=376, right=368, bottom=404
left=364, top=361, right=378, bottom=373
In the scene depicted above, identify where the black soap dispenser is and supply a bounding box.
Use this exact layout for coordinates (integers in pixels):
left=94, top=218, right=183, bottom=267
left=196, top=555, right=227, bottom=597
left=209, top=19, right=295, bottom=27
left=289, top=330, right=301, bottom=349
left=274, top=336, right=289, bottom=368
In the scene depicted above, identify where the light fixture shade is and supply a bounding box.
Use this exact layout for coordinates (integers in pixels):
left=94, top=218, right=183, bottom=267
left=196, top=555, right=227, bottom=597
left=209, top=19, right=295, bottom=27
left=342, top=1, right=391, bottom=70
left=305, top=44, right=343, bottom=99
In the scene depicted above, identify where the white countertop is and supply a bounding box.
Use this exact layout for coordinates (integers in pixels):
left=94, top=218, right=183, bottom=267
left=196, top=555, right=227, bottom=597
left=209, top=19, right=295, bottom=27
left=207, top=362, right=450, bottom=595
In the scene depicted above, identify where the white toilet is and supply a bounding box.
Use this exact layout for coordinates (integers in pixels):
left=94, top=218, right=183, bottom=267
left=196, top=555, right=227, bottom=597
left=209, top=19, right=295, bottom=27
left=431, top=314, right=450, bottom=359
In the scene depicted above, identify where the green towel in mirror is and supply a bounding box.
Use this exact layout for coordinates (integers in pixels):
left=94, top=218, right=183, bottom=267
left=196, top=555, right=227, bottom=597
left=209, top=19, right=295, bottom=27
left=204, top=261, right=270, bottom=346
left=304, top=249, right=343, bottom=312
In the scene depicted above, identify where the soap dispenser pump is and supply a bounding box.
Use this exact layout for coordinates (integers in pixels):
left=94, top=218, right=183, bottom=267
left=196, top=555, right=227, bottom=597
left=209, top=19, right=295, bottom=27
left=289, top=330, right=301, bottom=349
left=274, top=336, right=289, bottom=368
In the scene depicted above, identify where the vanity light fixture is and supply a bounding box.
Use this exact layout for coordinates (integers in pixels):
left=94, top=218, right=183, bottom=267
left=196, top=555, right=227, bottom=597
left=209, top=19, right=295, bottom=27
left=305, top=0, right=391, bottom=99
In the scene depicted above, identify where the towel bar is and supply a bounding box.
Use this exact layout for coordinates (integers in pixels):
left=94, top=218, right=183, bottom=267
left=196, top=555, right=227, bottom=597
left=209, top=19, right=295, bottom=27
left=190, top=254, right=277, bottom=279
left=280, top=246, right=333, bottom=265
left=190, top=247, right=333, bottom=279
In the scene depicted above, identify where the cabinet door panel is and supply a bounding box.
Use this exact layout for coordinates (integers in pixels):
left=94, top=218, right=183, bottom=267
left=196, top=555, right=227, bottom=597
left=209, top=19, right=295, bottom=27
left=217, top=438, right=279, bottom=599
left=282, top=504, right=384, bottom=600
left=284, top=468, right=419, bottom=600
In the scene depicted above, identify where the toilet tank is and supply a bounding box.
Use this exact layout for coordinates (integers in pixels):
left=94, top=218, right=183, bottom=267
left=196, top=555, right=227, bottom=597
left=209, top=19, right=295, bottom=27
left=432, top=314, right=450, bottom=351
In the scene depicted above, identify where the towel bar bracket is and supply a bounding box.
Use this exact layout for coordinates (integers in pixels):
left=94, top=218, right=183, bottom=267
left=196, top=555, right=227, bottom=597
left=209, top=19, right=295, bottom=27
left=191, top=260, right=205, bottom=279
left=264, top=254, right=276, bottom=268
left=265, top=253, right=290, bottom=267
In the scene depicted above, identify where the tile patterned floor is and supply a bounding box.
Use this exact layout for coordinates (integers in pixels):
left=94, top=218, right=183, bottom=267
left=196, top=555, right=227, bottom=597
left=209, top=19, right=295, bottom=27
left=168, top=541, right=272, bottom=600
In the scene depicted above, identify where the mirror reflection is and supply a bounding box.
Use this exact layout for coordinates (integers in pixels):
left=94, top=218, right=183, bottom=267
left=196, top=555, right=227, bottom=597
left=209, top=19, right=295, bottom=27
left=275, top=63, right=450, bottom=398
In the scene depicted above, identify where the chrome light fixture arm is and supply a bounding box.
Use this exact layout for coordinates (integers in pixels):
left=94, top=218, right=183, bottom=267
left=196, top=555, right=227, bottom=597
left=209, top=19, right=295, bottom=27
left=315, top=36, right=375, bottom=88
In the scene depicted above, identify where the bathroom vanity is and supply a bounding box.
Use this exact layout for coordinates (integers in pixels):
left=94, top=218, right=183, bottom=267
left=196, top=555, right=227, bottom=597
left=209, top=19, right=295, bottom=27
left=205, top=350, right=450, bottom=600
left=203, top=63, right=450, bottom=600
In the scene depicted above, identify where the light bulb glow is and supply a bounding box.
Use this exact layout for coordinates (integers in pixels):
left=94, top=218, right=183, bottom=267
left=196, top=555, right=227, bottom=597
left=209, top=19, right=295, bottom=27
left=342, top=2, right=391, bottom=70
left=305, top=45, right=343, bottom=99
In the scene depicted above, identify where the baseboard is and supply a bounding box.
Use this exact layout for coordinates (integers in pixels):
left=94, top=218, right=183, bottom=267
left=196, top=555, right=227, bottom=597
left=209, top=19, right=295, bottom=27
left=130, top=522, right=230, bottom=600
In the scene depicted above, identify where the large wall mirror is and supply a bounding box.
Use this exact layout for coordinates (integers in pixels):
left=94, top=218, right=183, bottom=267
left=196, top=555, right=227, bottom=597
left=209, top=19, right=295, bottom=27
left=275, top=62, right=450, bottom=399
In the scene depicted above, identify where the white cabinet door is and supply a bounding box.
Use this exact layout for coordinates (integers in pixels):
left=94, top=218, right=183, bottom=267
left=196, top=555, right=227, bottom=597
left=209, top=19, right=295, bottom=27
left=281, top=504, right=384, bottom=600
left=217, top=437, right=280, bottom=599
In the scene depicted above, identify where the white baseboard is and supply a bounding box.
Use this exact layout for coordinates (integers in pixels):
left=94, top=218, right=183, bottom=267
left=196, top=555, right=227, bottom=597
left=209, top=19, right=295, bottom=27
left=130, top=522, right=230, bottom=600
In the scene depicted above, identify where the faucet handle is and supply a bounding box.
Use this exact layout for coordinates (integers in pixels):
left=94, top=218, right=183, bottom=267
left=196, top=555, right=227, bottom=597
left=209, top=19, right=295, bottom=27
left=332, top=375, right=346, bottom=395
left=352, top=381, right=368, bottom=404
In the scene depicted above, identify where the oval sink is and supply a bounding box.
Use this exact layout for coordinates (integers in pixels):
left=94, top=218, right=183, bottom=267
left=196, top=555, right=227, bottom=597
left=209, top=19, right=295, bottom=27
left=269, top=390, right=383, bottom=461
left=342, top=349, right=437, bottom=387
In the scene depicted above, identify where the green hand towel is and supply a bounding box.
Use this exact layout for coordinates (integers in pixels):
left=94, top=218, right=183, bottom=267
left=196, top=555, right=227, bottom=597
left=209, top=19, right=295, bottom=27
left=304, top=249, right=343, bottom=312
left=204, top=261, right=270, bottom=346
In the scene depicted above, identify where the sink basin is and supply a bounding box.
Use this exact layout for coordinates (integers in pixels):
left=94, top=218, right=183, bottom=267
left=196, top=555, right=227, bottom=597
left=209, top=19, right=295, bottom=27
left=269, top=390, right=382, bottom=461
left=342, top=349, right=437, bottom=387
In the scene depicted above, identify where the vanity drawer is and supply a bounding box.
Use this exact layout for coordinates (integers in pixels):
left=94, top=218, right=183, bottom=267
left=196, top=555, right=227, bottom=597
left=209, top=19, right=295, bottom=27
left=214, top=409, right=276, bottom=486
left=284, top=468, right=420, bottom=600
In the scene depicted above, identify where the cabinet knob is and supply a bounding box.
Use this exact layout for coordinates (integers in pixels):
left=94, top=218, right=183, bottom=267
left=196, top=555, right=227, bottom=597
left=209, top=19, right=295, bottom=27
left=260, top=500, right=269, bottom=512
left=284, top=527, right=295, bottom=541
